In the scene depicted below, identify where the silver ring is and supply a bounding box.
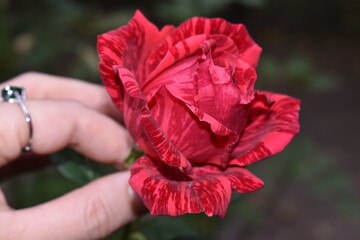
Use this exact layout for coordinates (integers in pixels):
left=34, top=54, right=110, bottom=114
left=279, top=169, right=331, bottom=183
left=1, top=86, right=33, bottom=151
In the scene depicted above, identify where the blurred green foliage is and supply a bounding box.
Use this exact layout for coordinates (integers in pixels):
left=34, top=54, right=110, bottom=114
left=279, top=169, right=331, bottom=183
left=153, top=0, right=266, bottom=24
left=3, top=167, right=77, bottom=209
left=257, top=54, right=340, bottom=92
left=51, top=148, right=118, bottom=185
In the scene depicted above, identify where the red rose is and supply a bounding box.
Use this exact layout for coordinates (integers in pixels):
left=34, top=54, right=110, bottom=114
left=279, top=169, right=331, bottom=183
left=98, top=10, right=300, bottom=217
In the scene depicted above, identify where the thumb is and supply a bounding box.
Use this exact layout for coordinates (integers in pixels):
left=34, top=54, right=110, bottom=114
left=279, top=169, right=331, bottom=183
left=2, top=171, right=144, bottom=240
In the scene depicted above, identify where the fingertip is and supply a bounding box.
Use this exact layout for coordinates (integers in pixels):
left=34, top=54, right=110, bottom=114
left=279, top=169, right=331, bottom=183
left=72, top=105, right=133, bottom=165
left=0, top=103, right=30, bottom=165
left=127, top=184, right=148, bottom=217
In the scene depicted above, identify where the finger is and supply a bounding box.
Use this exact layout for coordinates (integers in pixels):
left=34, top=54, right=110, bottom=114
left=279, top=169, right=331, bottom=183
left=0, top=72, right=122, bottom=121
left=0, top=171, right=144, bottom=240
left=0, top=100, right=132, bottom=167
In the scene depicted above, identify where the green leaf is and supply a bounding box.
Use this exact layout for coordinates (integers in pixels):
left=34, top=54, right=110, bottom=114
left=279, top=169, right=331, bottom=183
left=124, top=145, right=144, bottom=168
left=129, top=232, right=148, bottom=240
left=51, top=146, right=143, bottom=186
left=140, top=216, right=205, bottom=240
left=50, top=148, right=103, bottom=185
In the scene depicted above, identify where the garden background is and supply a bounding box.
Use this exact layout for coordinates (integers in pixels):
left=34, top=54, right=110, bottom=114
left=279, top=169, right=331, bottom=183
left=0, top=0, right=359, bottom=239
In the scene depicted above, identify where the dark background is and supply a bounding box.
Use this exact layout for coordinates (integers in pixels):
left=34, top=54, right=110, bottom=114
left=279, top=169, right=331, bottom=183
left=1, top=0, right=359, bottom=239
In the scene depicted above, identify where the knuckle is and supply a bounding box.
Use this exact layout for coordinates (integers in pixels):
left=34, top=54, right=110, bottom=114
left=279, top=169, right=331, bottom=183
left=0, top=127, right=11, bottom=167
left=82, top=194, right=113, bottom=239
left=62, top=99, right=86, bottom=110
left=0, top=105, right=22, bottom=166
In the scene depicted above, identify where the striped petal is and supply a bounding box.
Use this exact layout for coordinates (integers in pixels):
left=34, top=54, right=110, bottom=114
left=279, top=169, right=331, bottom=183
left=230, top=92, right=301, bottom=166
left=143, top=41, right=254, bottom=135
left=98, top=10, right=174, bottom=110
left=149, top=86, right=239, bottom=168
left=144, top=30, right=258, bottom=106
left=129, top=156, right=264, bottom=217
left=147, top=16, right=261, bottom=76
left=117, top=67, right=192, bottom=172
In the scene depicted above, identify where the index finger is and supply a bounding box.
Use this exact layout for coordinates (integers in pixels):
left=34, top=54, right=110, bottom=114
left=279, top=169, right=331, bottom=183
left=0, top=100, right=132, bottom=168
left=0, top=72, right=122, bottom=121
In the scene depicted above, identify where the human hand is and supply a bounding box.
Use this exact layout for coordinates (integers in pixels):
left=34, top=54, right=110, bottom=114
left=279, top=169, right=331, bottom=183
left=0, top=72, right=141, bottom=239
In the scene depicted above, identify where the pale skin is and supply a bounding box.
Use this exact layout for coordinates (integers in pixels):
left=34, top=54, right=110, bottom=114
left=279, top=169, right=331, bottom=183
left=0, top=72, right=141, bottom=239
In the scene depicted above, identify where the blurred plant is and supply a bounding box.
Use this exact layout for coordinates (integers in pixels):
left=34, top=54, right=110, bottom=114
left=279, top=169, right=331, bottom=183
left=257, top=54, right=340, bottom=93
left=0, top=0, right=136, bottom=82
left=154, top=0, right=266, bottom=23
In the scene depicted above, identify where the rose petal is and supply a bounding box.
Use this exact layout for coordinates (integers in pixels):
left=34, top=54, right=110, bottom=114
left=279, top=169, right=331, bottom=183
left=145, top=35, right=208, bottom=84
left=139, top=116, right=193, bottom=173
left=144, top=44, right=254, bottom=133
left=117, top=67, right=193, bottom=172
left=143, top=38, right=216, bottom=107
left=98, top=10, right=174, bottom=110
left=143, top=37, right=219, bottom=102
left=143, top=54, right=200, bottom=103
left=195, top=53, right=253, bottom=130
left=212, top=83, right=248, bottom=134
left=240, top=42, right=262, bottom=68
left=230, top=92, right=301, bottom=166
left=149, top=86, right=238, bottom=167
left=146, top=16, right=261, bottom=75
left=171, top=16, right=261, bottom=64
left=129, top=156, right=263, bottom=217
left=212, top=51, right=257, bottom=104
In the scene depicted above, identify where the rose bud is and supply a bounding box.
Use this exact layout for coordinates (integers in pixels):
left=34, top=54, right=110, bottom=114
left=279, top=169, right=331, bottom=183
left=98, top=10, right=300, bottom=217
